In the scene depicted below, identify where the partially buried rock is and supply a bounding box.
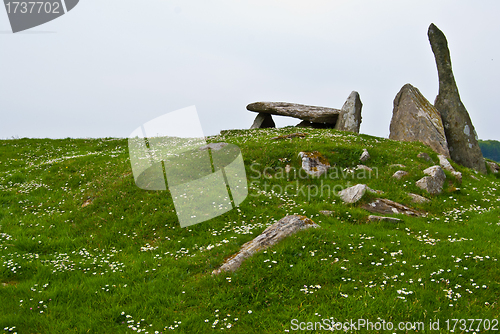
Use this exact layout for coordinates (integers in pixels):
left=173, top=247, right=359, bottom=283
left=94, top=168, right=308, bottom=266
left=250, top=113, right=275, bottom=129
left=428, top=23, right=486, bottom=174
left=487, top=161, right=500, bottom=174
left=392, top=170, right=408, bottom=180
left=298, top=151, right=330, bottom=177
left=437, top=154, right=462, bottom=184
left=360, top=149, right=370, bottom=162
left=338, top=184, right=379, bottom=204
left=335, top=91, right=362, bottom=133
left=415, top=165, right=446, bottom=195
left=319, top=210, right=335, bottom=216
left=408, top=193, right=430, bottom=204
left=368, top=215, right=402, bottom=223
left=199, top=142, right=228, bottom=151
left=389, top=83, right=450, bottom=157
left=362, top=198, right=423, bottom=217
left=212, top=215, right=319, bottom=275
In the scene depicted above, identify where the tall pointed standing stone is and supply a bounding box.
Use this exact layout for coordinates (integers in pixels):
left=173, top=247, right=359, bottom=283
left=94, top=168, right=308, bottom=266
left=335, top=91, right=362, bottom=133
left=389, top=84, right=450, bottom=157
left=428, top=23, right=486, bottom=174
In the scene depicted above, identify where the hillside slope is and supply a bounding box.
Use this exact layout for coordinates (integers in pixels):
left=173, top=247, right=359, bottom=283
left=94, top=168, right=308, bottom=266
left=0, top=128, right=499, bottom=333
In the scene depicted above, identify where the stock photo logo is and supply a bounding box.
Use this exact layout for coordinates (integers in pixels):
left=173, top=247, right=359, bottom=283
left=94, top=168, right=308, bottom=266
left=3, top=0, right=79, bottom=33
left=128, top=106, right=248, bottom=228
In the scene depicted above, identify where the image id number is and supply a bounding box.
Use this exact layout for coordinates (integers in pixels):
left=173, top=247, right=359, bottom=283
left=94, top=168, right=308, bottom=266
left=5, top=2, right=60, bottom=14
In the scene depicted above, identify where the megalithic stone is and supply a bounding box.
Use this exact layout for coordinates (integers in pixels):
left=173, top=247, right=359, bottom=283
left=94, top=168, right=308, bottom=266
left=428, top=23, right=486, bottom=174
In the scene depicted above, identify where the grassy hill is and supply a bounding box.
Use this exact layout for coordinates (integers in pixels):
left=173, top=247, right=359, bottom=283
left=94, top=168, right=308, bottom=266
left=479, top=140, right=500, bottom=163
left=1, top=127, right=499, bottom=333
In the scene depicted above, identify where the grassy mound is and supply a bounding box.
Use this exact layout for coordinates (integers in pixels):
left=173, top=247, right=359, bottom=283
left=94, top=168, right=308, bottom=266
left=0, top=127, right=499, bottom=333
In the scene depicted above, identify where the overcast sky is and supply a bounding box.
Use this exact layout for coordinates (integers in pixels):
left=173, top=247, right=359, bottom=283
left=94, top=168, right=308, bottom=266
left=1, top=0, right=499, bottom=141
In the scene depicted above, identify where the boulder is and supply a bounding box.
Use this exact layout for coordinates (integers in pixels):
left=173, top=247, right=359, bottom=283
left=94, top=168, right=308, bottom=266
left=392, top=170, right=408, bottom=180
left=250, top=113, right=275, bottom=129
left=389, top=84, right=450, bottom=157
left=415, top=165, right=446, bottom=195
left=428, top=23, right=486, bottom=174
left=298, top=151, right=330, bottom=177
left=247, top=102, right=340, bottom=124
left=362, top=198, right=423, bottom=217
left=487, top=161, right=500, bottom=174
left=335, top=91, right=362, bottom=133
left=360, top=149, right=370, bottom=162
left=408, top=193, right=430, bottom=204
left=212, top=215, right=319, bottom=275
left=338, top=184, right=379, bottom=204
left=368, top=215, right=402, bottom=223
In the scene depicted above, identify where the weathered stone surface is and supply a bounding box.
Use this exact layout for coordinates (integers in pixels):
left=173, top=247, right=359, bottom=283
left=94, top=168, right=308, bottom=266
left=362, top=198, right=423, bottom=217
left=389, top=84, right=450, bottom=157
left=335, top=91, right=362, bottom=133
left=392, top=170, right=408, bottom=180
left=487, top=161, right=500, bottom=174
left=295, top=120, right=334, bottom=129
left=250, top=113, right=275, bottom=129
left=438, top=154, right=462, bottom=183
left=338, top=184, right=379, bottom=204
left=298, top=151, right=330, bottom=177
left=247, top=102, right=340, bottom=124
left=428, top=23, right=486, bottom=174
left=368, top=215, right=402, bottom=223
left=408, top=193, right=430, bottom=204
left=212, top=215, right=319, bottom=275
left=417, top=152, right=434, bottom=163
left=360, top=149, right=370, bottom=162
left=416, top=165, right=446, bottom=195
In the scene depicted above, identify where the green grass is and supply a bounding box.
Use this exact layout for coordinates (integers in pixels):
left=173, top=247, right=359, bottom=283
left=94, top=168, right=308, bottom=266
left=0, top=128, right=499, bottom=333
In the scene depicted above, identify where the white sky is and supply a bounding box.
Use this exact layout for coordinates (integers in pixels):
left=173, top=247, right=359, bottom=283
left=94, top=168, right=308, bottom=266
left=1, top=0, right=499, bottom=140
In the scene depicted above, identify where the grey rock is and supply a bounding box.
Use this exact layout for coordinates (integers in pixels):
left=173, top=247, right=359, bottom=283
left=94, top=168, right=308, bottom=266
left=368, top=215, right=402, bottom=223
left=212, top=215, right=319, bottom=275
left=428, top=23, right=486, bottom=174
left=408, top=193, right=430, bottom=204
left=361, top=198, right=423, bottom=217
left=338, top=184, right=369, bottom=204
left=247, top=102, right=340, bottom=124
left=335, top=91, right=362, bottom=133
left=487, top=161, right=500, bottom=174
left=389, top=84, right=450, bottom=157
left=438, top=154, right=462, bottom=184
left=250, top=113, right=275, bottom=129
left=415, top=165, right=446, bottom=195
left=470, top=174, right=480, bottom=181
left=360, top=149, right=370, bottom=162
left=392, top=170, right=409, bottom=180
left=298, top=151, right=330, bottom=177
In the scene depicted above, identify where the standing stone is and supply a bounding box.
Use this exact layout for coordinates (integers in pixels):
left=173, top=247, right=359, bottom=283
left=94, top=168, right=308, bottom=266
left=335, top=91, right=362, bottom=133
left=428, top=23, right=486, bottom=174
left=250, top=113, right=275, bottom=129
left=389, top=84, right=450, bottom=157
